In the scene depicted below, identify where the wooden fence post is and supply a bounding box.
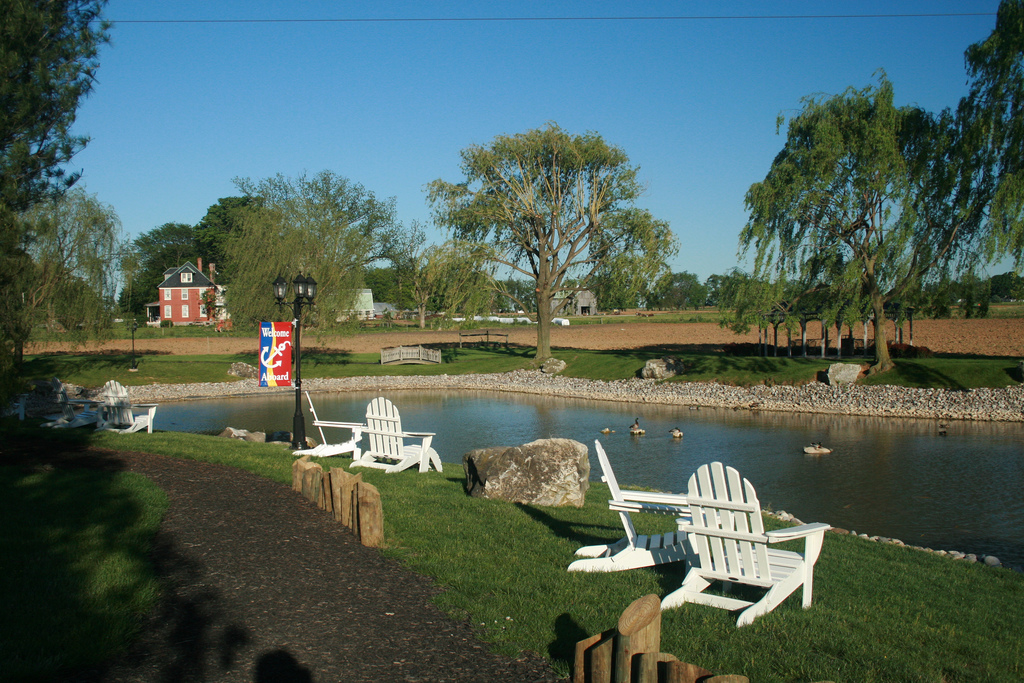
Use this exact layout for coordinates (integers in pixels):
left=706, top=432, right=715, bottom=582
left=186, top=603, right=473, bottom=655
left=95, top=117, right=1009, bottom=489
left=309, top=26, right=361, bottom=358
left=300, top=461, right=323, bottom=506
left=357, top=481, right=383, bottom=548
left=341, top=472, right=362, bottom=530
left=614, top=594, right=661, bottom=683
left=292, top=454, right=311, bottom=492
left=662, top=660, right=712, bottom=683
left=573, top=628, right=616, bottom=683
left=320, top=468, right=332, bottom=513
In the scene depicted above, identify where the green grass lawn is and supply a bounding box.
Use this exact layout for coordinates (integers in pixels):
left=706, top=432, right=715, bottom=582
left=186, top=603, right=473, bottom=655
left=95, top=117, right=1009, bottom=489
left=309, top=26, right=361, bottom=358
left=5, top=425, right=1022, bottom=682
left=0, top=448, right=168, bottom=680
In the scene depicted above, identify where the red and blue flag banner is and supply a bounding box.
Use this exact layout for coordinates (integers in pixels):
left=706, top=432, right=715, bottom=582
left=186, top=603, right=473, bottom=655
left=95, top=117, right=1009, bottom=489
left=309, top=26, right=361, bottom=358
left=259, top=322, right=293, bottom=387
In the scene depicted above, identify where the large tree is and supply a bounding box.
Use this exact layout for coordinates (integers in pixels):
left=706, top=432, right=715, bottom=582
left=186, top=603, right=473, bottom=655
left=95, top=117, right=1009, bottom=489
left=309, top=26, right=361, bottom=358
left=428, top=123, right=676, bottom=359
left=119, top=222, right=199, bottom=315
left=194, top=196, right=249, bottom=281
left=742, top=76, right=1001, bottom=372
left=647, top=271, right=708, bottom=311
left=962, top=0, right=1024, bottom=271
left=0, top=0, right=110, bottom=403
left=224, top=171, right=401, bottom=328
left=2, top=188, right=122, bottom=362
left=409, top=240, right=493, bottom=328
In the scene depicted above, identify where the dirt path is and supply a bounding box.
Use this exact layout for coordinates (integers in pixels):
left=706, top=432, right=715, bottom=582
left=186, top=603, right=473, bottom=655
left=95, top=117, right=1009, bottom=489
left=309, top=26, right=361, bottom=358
left=26, top=318, right=1024, bottom=357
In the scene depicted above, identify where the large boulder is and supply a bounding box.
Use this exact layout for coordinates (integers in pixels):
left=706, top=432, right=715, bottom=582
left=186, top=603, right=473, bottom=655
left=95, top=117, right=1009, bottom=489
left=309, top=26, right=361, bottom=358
left=463, top=438, right=590, bottom=507
left=826, top=363, right=863, bottom=386
left=541, top=358, right=567, bottom=374
left=641, top=356, right=686, bottom=380
left=228, top=362, right=259, bottom=379
left=218, top=427, right=266, bottom=442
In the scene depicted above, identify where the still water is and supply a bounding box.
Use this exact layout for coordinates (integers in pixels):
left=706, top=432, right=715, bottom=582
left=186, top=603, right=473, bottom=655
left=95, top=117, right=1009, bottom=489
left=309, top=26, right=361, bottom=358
left=158, top=390, right=1024, bottom=566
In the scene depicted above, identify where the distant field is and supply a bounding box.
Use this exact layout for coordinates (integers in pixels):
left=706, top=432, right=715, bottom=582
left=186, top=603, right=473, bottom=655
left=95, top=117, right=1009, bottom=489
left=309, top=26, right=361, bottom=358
left=26, top=316, right=1024, bottom=358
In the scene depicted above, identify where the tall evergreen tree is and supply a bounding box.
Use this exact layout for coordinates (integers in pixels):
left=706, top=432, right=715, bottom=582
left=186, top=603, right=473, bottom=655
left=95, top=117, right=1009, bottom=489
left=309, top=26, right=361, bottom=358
left=1, top=0, right=110, bottom=402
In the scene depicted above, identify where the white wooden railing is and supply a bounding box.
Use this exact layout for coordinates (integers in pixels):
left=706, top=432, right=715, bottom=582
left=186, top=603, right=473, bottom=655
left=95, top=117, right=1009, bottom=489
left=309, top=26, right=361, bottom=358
left=380, top=346, right=441, bottom=365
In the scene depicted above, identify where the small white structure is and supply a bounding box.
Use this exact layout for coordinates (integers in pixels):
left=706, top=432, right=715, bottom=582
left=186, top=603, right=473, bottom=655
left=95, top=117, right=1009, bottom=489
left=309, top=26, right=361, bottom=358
left=350, top=397, right=443, bottom=473
left=569, top=440, right=692, bottom=572
left=95, top=380, right=158, bottom=434
left=662, top=461, right=830, bottom=626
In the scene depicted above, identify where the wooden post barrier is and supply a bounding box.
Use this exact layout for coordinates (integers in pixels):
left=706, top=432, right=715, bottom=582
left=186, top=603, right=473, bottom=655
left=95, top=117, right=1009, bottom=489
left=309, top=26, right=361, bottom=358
left=294, top=460, right=383, bottom=548
left=573, top=594, right=758, bottom=683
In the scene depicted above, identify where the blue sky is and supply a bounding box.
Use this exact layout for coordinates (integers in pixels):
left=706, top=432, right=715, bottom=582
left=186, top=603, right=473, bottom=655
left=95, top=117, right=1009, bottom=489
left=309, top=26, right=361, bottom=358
left=69, top=1, right=1003, bottom=281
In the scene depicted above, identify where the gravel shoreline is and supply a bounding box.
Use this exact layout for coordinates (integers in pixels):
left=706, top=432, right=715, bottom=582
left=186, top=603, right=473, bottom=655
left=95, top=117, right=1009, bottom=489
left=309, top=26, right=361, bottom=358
left=111, top=369, right=1024, bottom=423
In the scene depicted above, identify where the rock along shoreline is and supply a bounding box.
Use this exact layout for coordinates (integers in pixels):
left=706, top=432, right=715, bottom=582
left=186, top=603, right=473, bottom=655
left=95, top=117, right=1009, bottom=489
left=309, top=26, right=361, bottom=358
left=116, top=369, right=1024, bottom=423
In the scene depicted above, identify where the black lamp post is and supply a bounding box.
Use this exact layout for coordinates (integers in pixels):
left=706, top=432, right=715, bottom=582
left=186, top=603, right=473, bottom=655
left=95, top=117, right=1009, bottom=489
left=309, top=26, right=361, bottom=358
left=129, top=319, right=139, bottom=371
left=273, top=273, right=317, bottom=450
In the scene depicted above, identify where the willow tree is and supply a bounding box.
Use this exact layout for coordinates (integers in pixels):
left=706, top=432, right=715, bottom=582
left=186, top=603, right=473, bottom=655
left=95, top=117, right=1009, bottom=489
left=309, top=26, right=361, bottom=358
left=225, top=171, right=400, bottom=328
left=742, top=76, right=999, bottom=373
left=2, top=188, right=122, bottom=363
left=963, top=0, right=1024, bottom=271
left=428, top=123, right=676, bottom=359
left=409, top=240, right=493, bottom=328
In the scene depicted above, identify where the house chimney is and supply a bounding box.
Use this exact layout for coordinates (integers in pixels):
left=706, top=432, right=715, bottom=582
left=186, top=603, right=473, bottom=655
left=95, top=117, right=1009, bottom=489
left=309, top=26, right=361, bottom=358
left=209, top=263, right=216, bottom=284
left=197, top=257, right=203, bottom=276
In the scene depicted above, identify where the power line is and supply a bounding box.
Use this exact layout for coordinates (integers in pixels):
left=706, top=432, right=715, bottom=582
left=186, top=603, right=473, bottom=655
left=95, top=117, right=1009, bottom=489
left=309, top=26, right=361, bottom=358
left=104, top=13, right=995, bottom=25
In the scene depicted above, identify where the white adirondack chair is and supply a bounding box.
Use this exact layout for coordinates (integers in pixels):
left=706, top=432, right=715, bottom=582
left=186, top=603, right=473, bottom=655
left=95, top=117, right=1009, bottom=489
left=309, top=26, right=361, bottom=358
left=95, top=380, right=158, bottom=434
left=569, top=440, right=692, bottom=572
left=41, top=377, right=100, bottom=429
left=293, top=391, right=364, bottom=458
left=350, top=397, right=443, bottom=473
left=662, top=462, right=830, bottom=627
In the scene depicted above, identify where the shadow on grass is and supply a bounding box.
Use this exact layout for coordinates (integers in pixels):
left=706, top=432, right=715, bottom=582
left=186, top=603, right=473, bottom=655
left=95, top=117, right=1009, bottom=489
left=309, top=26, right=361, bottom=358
left=24, top=353, right=148, bottom=377
left=515, top=502, right=624, bottom=551
left=1, top=427, right=255, bottom=682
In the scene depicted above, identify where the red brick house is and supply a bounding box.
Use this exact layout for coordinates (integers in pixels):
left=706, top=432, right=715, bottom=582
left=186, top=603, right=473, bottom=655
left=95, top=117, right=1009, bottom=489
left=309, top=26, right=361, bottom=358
left=148, top=259, right=225, bottom=326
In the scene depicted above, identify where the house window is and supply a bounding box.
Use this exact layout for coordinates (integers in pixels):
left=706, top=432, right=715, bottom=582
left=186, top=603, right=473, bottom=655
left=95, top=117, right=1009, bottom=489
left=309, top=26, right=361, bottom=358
left=164, top=305, right=171, bottom=319
left=181, top=305, right=189, bottom=319
left=199, top=304, right=207, bottom=317
left=163, top=289, right=171, bottom=300
left=180, top=288, right=188, bottom=300
left=181, top=272, right=192, bottom=283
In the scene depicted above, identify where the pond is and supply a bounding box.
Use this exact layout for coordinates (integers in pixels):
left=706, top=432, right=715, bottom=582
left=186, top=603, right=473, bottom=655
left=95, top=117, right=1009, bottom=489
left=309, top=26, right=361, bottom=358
left=158, top=390, right=1024, bottom=566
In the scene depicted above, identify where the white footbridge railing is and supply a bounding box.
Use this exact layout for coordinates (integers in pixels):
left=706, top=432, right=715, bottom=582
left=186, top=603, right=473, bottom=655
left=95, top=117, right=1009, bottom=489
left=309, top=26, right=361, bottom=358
left=380, top=345, right=442, bottom=365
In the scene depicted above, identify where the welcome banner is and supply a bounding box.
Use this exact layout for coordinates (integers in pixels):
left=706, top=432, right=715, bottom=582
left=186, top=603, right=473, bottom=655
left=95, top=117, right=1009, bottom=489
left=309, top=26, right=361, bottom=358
left=259, top=322, right=293, bottom=387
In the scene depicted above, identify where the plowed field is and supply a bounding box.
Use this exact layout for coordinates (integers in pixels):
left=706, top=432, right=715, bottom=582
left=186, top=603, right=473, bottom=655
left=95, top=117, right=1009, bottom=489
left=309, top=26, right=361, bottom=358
left=26, top=318, right=1024, bottom=357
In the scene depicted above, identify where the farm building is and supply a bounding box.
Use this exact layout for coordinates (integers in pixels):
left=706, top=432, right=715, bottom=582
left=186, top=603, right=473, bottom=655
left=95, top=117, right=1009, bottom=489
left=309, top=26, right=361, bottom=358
left=147, top=259, right=226, bottom=326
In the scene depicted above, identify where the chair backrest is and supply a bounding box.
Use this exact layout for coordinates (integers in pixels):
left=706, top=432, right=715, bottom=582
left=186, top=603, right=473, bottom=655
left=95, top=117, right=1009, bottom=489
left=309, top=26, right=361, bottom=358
left=366, top=397, right=404, bottom=456
left=304, top=391, right=320, bottom=422
left=594, top=440, right=638, bottom=544
left=685, top=462, right=771, bottom=585
left=101, top=380, right=134, bottom=426
left=52, top=378, right=77, bottom=420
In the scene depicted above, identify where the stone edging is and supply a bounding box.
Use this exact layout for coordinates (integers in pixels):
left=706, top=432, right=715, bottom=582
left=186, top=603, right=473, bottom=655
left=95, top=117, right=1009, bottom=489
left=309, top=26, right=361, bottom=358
left=767, top=510, right=1018, bottom=573
left=109, top=369, right=1024, bottom=423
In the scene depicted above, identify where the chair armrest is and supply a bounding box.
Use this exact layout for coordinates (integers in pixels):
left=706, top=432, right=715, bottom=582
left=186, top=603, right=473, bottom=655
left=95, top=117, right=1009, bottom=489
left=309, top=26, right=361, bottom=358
left=403, top=430, right=436, bottom=438
left=766, top=522, right=831, bottom=542
left=610, top=500, right=691, bottom=518
left=312, top=420, right=364, bottom=430
left=620, top=490, right=688, bottom=506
